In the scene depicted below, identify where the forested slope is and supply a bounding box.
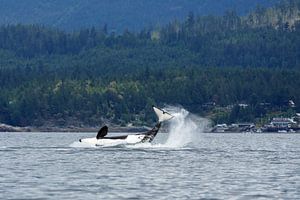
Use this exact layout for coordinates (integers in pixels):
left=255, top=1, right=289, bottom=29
left=0, top=0, right=299, bottom=127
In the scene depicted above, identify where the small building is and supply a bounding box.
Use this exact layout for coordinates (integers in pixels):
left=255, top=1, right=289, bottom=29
left=262, top=116, right=300, bottom=133
left=296, top=113, right=300, bottom=119
left=270, top=118, right=296, bottom=129
left=202, top=102, right=216, bottom=110
left=238, top=103, right=249, bottom=108
left=289, top=100, right=296, bottom=108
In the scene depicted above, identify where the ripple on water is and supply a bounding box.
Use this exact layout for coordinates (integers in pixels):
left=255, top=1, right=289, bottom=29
left=0, top=132, right=300, bottom=200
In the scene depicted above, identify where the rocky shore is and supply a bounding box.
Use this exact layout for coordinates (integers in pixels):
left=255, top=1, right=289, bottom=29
left=0, top=123, right=31, bottom=132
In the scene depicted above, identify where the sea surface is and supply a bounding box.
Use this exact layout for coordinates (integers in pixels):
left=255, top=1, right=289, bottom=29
left=1, top=132, right=300, bottom=200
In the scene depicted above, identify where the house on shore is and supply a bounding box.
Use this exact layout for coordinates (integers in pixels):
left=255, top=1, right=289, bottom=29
left=262, top=117, right=299, bottom=132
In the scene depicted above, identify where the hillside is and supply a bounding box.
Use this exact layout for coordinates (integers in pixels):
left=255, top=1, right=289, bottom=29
left=0, top=0, right=299, bottom=129
left=0, top=0, right=278, bottom=32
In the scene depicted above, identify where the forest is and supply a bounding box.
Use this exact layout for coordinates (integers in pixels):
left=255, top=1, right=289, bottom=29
left=0, top=0, right=300, bottom=128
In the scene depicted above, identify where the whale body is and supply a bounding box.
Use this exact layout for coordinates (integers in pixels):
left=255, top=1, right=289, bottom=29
left=79, top=124, right=160, bottom=146
left=78, top=106, right=173, bottom=146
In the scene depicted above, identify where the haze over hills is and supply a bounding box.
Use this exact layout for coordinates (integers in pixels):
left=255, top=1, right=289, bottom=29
left=0, top=0, right=279, bottom=31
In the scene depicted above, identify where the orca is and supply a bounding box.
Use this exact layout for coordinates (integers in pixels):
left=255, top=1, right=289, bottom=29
left=78, top=106, right=174, bottom=146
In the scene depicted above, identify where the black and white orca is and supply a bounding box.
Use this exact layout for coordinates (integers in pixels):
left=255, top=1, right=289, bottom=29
left=78, top=106, right=173, bottom=146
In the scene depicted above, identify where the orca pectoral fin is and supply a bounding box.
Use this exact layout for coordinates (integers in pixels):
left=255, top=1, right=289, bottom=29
left=96, top=125, right=108, bottom=139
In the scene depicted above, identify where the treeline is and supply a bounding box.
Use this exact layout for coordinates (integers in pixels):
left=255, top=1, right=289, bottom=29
left=1, top=67, right=299, bottom=126
left=0, top=0, right=300, bottom=127
left=0, top=1, right=299, bottom=68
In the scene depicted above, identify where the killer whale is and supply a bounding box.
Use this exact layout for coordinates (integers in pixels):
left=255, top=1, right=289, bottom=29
left=78, top=106, right=173, bottom=146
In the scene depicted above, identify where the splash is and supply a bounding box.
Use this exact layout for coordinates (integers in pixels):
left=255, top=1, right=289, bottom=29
left=70, top=106, right=210, bottom=149
left=158, top=106, right=210, bottom=148
left=126, top=106, right=210, bottom=149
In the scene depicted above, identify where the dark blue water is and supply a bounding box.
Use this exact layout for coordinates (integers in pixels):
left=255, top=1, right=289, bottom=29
left=1, top=132, right=300, bottom=199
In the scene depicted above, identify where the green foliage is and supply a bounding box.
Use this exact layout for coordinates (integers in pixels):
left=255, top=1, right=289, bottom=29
left=1, top=67, right=299, bottom=126
left=0, top=1, right=299, bottom=126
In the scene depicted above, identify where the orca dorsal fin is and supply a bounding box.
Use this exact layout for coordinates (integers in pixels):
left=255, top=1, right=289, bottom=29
left=96, top=126, right=108, bottom=139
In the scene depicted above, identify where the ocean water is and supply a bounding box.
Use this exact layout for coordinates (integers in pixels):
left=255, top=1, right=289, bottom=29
left=1, top=132, right=300, bottom=200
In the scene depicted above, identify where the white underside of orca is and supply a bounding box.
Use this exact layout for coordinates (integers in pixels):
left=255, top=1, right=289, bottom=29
left=78, top=106, right=173, bottom=147
left=79, top=134, right=146, bottom=146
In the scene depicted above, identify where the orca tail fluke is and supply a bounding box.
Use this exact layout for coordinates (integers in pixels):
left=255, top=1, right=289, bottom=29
left=152, top=106, right=174, bottom=122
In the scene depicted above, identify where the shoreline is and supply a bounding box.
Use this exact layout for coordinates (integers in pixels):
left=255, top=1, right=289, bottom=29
left=0, top=123, right=150, bottom=133
left=1, top=123, right=300, bottom=134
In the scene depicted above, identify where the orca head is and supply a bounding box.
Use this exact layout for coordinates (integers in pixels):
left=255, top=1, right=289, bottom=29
left=79, top=139, right=82, bottom=142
